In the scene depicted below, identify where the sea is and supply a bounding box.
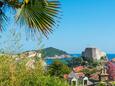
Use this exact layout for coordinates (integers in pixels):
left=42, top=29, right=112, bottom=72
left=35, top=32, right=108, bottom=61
left=45, top=54, right=115, bottom=65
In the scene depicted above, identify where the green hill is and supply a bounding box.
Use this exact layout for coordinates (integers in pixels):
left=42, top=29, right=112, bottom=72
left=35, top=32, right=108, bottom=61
left=40, top=47, right=69, bottom=57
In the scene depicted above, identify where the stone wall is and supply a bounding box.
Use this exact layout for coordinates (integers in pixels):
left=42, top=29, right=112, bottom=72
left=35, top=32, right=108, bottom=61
left=82, top=47, right=106, bottom=60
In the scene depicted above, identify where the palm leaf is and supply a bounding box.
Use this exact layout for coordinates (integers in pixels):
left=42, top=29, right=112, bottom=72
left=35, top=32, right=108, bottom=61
left=0, top=1, right=7, bottom=31
left=16, top=0, right=60, bottom=37
left=0, top=9, right=7, bottom=31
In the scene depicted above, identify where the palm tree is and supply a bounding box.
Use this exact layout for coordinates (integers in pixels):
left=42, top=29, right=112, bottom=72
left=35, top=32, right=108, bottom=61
left=0, top=0, right=60, bottom=37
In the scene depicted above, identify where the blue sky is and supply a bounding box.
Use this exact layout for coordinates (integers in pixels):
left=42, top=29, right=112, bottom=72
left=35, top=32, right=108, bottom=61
left=1, top=0, right=115, bottom=54
left=43, top=0, right=115, bottom=53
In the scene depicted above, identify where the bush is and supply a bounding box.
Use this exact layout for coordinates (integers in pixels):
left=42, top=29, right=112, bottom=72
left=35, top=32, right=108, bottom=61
left=48, top=61, right=71, bottom=78
left=0, top=55, right=69, bottom=86
left=97, top=82, right=106, bottom=86
left=67, top=57, right=83, bottom=67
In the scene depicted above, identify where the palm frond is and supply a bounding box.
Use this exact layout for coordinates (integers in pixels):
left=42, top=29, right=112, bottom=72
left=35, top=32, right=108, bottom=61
left=16, top=0, right=60, bottom=37
left=0, top=9, right=7, bottom=31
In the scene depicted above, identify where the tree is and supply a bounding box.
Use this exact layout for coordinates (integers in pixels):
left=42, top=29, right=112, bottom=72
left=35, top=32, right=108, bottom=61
left=0, top=0, right=60, bottom=37
left=48, top=61, right=71, bottom=78
left=67, top=57, right=83, bottom=67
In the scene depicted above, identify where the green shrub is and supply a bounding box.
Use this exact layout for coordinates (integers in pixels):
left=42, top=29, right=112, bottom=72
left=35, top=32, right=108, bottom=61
left=48, top=61, right=71, bottom=78
left=0, top=55, right=69, bottom=86
left=97, top=82, right=106, bottom=86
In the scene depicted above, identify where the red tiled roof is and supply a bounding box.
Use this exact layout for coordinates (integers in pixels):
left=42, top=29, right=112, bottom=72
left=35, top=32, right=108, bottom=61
left=77, top=73, right=85, bottom=78
left=90, top=74, right=99, bottom=80
left=63, top=74, right=68, bottom=79
left=73, top=66, right=84, bottom=72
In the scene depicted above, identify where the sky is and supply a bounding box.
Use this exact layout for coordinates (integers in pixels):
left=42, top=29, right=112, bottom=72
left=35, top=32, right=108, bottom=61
left=43, top=0, right=115, bottom=53
left=1, top=0, right=115, bottom=54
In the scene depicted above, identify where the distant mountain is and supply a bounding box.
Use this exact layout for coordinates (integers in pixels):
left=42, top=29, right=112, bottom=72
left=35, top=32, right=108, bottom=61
left=40, top=47, right=69, bottom=57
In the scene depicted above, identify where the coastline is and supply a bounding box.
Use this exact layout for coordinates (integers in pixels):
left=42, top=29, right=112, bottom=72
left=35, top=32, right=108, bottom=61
left=45, top=54, right=115, bottom=65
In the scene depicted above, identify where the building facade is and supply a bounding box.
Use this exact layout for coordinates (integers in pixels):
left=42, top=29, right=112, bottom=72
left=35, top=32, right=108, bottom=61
left=82, top=47, right=106, bottom=60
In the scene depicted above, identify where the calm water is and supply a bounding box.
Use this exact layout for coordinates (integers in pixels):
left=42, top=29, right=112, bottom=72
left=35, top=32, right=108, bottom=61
left=107, top=54, right=115, bottom=60
left=71, top=54, right=115, bottom=60
left=45, top=54, right=115, bottom=65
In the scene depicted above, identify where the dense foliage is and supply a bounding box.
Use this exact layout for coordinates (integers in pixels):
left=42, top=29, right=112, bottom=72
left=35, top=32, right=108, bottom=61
left=48, top=61, right=71, bottom=78
left=40, top=47, right=69, bottom=57
left=67, top=57, right=83, bottom=67
left=0, top=55, right=69, bottom=86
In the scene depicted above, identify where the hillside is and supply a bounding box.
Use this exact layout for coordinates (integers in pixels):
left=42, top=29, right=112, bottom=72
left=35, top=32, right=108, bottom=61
left=40, top=47, right=69, bottom=57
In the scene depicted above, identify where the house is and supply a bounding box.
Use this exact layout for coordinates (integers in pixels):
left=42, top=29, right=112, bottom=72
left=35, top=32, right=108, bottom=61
left=73, top=66, right=84, bottom=72
left=64, top=66, right=85, bottom=80
left=20, top=51, right=42, bottom=58
left=68, top=71, right=78, bottom=85
left=89, top=74, right=99, bottom=80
